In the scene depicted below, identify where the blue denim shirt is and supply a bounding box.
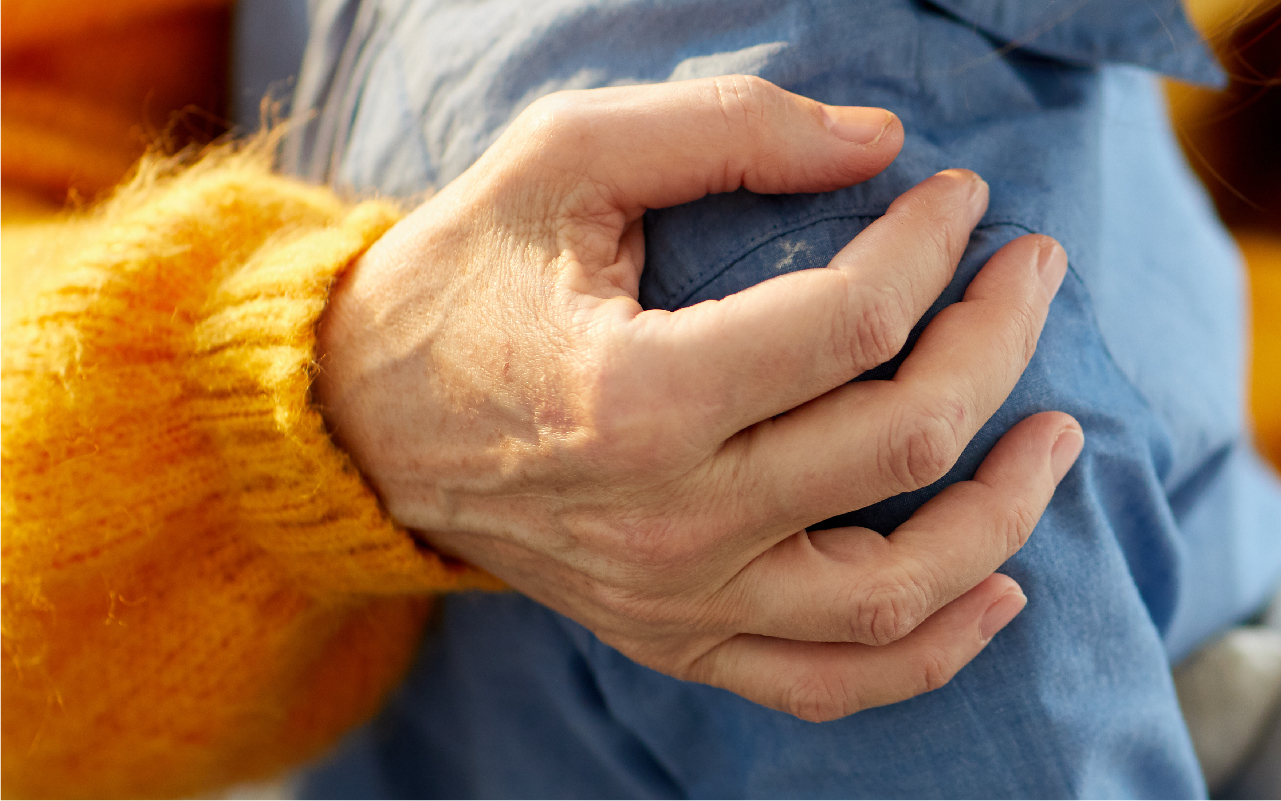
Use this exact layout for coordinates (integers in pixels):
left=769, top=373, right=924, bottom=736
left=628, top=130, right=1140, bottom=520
left=265, top=1, right=1281, bottom=796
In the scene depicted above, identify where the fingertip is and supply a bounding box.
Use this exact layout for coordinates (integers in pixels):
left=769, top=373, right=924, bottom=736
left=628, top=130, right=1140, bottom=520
left=978, top=410, right=1083, bottom=488
left=820, top=105, right=903, bottom=186
left=1034, top=236, right=1068, bottom=297
left=881, top=110, right=905, bottom=147
left=936, top=167, right=988, bottom=202
left=823, top=106, right=898, bottom=145
left=901, top=169, right=987, bottom=226
left=936, top=167, right=985, bottom=187
left=1050, top=423, right=1085, bottom=484
left=978, top=571, right=1023, bottom=597
left=979, top=584, right=1027, bottom=641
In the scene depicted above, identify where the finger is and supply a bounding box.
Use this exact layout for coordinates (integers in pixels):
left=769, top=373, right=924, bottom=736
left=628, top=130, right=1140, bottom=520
left=624, top=169, right=988, bottom=447
left=723, top=233, right=1068, bottom=531
left=501, top=75, right=903, bottom=215
left=719, top=411, right=1079, bottom=644
left=687, top=573, right=1026, bottom=722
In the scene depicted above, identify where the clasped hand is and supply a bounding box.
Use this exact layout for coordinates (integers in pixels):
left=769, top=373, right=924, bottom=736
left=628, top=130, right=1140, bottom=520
left=315, top=76, right=1082, bottom=722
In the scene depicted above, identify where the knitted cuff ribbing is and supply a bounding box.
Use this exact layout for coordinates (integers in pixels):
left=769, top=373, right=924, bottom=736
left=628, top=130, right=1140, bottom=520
left=191, top=195, right=501, bottom=594
left=2, top=155, right=498, bottom=596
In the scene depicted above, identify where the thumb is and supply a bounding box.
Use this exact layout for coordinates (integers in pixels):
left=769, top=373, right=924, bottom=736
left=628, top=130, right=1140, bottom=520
left=498, top=75, right=903, bottom=216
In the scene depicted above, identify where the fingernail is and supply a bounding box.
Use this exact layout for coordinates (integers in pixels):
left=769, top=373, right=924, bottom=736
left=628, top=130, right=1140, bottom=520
left=824, top=107, right=895, bottom=144
left=980, top=590, right=1027, bottom=641
left=938, top=168, right=988, bottom=217
left=1037, top=239, right=1068, bottom=297
left=1050, top=426, right=1084, bottom=484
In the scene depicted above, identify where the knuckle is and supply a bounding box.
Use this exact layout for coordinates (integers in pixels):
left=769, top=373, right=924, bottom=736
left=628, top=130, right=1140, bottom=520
left=783, top=671, right=858, bottom=723
left=913, top=646, right=959, bottom=696
left=517, top=90, right=591, bottom=153
left=524, top=90, right=580, bottom=126
left=576, top=399, right=638, bottom=459
left=709, top=74, right=772, bottom=129
left=854, top=574, right=931, bottom=646
left=581, top=408, right=685, bottom=478
left=574, top=380, right=672, bottom=474
left=996, top=493, right=1041, bottom=554
left=592, top=584, right=673, bottom=629
left=705, top=74, right=774, bottom=191
left=605, top=515, right=691, bottom=573
left=570, top=334, right=702, bottom=476
left=1004, top=298, right=1044, bottom=366
left=924, top=212, right=967, bottom=263
left=882, top=400, right=965, bottom=492
left=840, top=282, right=912, bottom=371
left=599, top=511, right=730, bottom=588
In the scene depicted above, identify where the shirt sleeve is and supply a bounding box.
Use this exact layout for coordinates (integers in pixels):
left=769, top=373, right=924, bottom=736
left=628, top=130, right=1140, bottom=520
left=0, top=152, right=499, bottom=798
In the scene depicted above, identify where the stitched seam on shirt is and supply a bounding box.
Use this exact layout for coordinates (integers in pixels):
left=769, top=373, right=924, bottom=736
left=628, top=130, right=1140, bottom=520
left=669, top=208, right=886, bottom=308
left=671, top=212, right=1021, bottom=307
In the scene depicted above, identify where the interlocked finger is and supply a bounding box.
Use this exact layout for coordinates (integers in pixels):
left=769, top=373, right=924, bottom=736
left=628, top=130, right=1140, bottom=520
left=719, top=233, right=1068, bottom=537
left=685, top=573, right=1027, bottom=722
left=634, top=170, right=988, bottom=447
left=713, top=411, right=1079, bottom=644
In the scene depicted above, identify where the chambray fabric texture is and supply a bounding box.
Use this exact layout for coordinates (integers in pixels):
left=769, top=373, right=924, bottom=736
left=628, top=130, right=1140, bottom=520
left=258, top=0, right=1281, bottom=796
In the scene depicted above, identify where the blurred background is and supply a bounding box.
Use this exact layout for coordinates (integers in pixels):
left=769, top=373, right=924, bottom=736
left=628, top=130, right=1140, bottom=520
left=1, top=0, right=1279, bottom=797
left=1170, top=0, right=1281, bottom=473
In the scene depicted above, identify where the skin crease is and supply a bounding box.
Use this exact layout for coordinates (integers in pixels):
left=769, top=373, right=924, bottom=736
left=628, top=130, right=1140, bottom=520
left=314, top=75, right=1084, bottom=722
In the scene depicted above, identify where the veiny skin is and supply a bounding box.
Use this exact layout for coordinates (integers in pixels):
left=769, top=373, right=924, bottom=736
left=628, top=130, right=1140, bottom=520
left=315, top=75, right=1083, bottom=722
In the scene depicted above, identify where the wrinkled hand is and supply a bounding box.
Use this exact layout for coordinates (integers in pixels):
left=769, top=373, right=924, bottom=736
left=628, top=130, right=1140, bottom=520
left=315, top=76, right=1082, bottom=721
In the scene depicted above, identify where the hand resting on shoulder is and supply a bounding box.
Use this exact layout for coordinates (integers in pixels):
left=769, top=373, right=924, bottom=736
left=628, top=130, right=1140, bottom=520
left=314, top=76, right=1082, bottom=722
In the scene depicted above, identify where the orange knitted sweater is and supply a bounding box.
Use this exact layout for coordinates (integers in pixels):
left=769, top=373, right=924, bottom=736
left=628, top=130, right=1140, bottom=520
left=1, top=149, right=499, bottom=799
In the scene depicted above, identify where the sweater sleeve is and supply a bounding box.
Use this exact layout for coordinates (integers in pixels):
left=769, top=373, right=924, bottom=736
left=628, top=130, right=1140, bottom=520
left=1, top=153, right=501, bottom=799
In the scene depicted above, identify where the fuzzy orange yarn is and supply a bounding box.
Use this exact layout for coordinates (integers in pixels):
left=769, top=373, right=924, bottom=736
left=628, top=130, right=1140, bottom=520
left=1, top=150, right=500, bottom=799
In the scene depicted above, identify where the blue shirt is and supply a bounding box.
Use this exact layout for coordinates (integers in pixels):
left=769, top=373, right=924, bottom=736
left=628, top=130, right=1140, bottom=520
left=260, top=1, right=1281, bottom=796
